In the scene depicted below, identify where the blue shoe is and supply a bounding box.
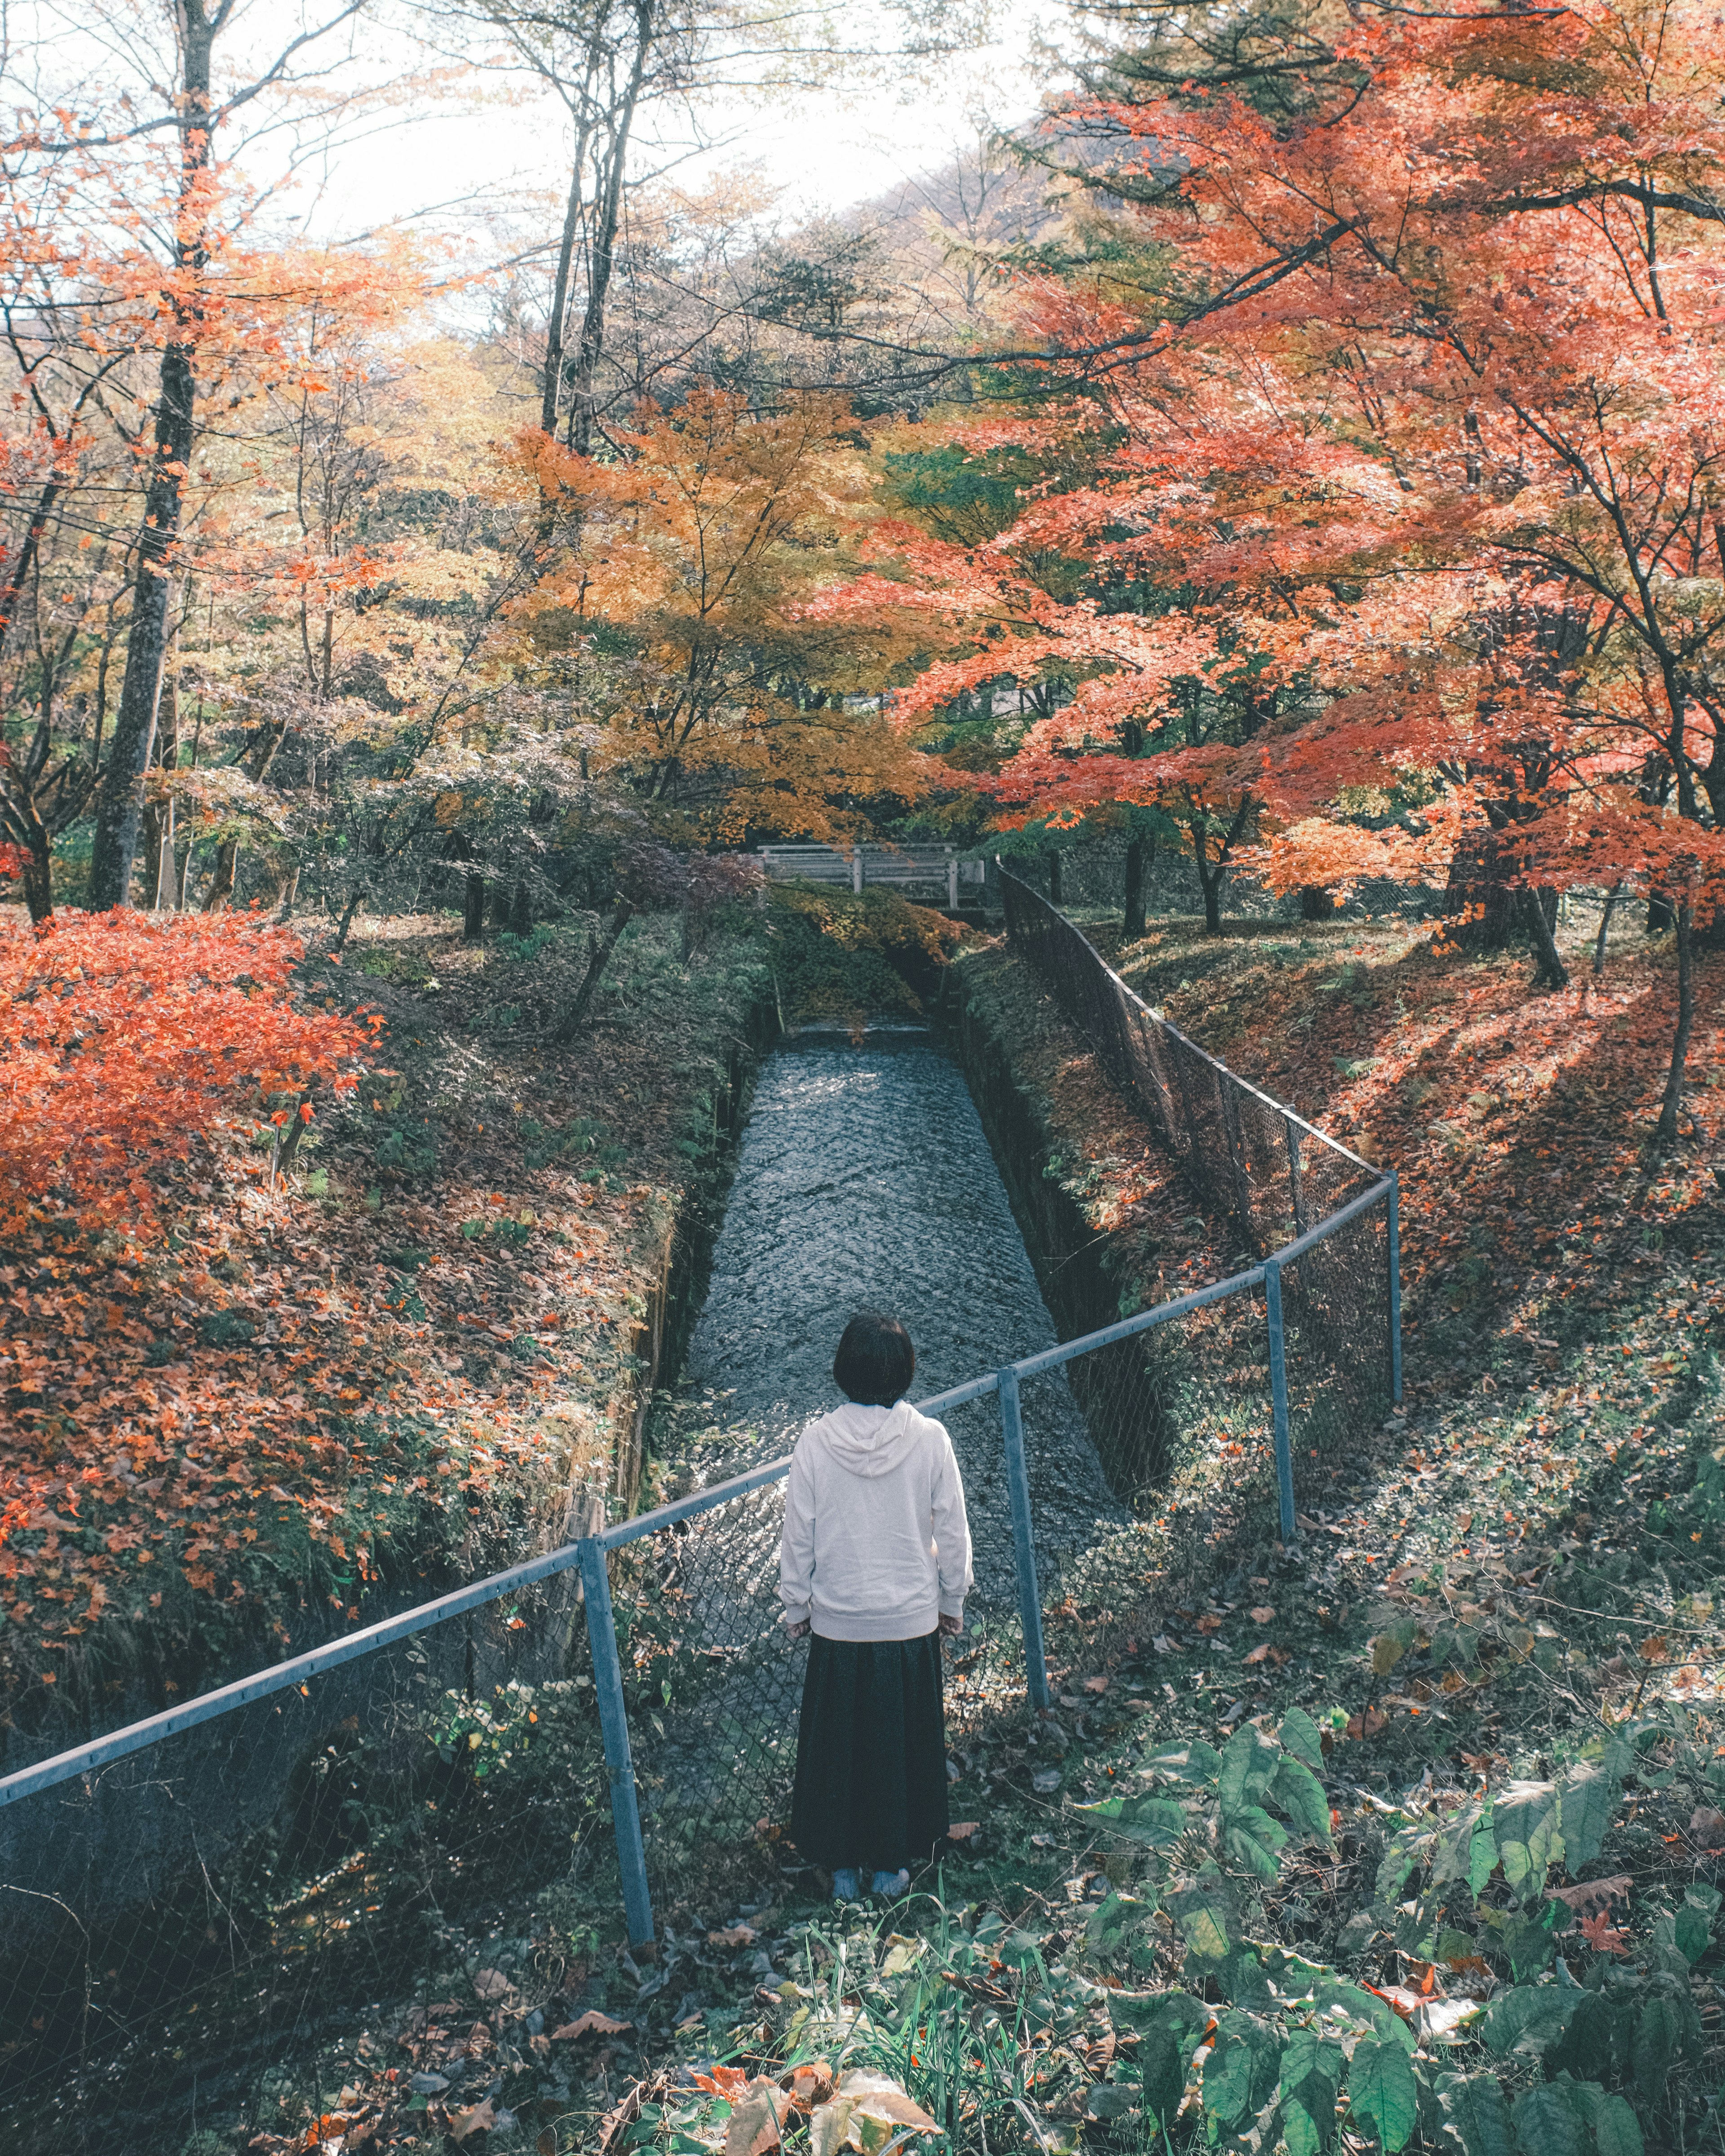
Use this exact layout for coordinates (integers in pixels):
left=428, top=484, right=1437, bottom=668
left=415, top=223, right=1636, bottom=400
left=871, top=1868, right=910, bottom=1899
left=831, top=1868, right=859, bottom=1901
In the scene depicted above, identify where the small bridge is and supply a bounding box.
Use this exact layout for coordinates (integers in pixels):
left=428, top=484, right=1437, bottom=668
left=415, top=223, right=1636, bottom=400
left=757, top=842, right=986, bottom=909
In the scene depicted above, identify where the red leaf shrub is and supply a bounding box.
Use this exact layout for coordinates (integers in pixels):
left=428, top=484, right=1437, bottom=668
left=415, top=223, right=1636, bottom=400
left=0, top=908, right=375, bottom=1238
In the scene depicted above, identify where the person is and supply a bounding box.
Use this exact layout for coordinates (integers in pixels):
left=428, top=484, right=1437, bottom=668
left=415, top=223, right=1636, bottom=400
left=779, top=1310, right=973, bottom=1902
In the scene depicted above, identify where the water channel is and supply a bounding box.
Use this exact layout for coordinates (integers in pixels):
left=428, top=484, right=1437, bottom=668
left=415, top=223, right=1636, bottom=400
left=632, top=1025, right=1126, bottom=1868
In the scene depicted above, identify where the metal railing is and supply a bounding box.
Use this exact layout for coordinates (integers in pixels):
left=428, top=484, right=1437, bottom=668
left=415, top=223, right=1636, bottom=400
left=0, top=881, right=1399, bottom=2152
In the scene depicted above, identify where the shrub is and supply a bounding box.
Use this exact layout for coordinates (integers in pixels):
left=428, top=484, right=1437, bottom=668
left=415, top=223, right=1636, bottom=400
left=0, top=910, right=376, bottom=1239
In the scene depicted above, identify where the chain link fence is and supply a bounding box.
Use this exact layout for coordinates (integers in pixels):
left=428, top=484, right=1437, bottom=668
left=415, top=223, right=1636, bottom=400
left=995, top=831, right=1446, bottom=923
left=0, top=882, right=1399, bottom=2154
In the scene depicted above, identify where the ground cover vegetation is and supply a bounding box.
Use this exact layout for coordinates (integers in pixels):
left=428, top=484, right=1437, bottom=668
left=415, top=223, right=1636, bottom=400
left=2, top=0, right=1724, bottom=2147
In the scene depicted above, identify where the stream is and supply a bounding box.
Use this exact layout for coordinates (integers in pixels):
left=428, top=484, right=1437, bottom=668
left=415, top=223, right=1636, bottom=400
left=632, top=1026, right=1124, bottom=1868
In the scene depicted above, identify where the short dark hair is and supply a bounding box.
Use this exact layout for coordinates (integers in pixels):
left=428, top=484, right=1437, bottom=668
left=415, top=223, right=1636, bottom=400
left=833, top=1311, right=915, bottom=1406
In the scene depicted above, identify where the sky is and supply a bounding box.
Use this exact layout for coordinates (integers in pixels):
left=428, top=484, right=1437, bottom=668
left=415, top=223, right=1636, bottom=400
left=288, top=0, right=1061, bottom=254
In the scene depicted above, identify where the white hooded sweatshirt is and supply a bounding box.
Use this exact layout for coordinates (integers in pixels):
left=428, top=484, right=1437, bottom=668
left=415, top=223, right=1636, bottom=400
left=778, top=1399, right=973, bottom=1642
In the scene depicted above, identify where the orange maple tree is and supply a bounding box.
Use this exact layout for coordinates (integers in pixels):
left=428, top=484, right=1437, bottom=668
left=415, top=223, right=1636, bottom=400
left=505, top=386, right=928, bottom=847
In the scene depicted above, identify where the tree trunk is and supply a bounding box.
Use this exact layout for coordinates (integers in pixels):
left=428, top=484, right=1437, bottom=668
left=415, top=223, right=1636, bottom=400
left=1647, top=890, right=1676, bottom=932
left=203, top=838, right=238, bottom=912
left=1045, top=850, right=1062, bottom=906
left=1443, top=833, right=1519, bottom=950
left=21, top=824, right=52, bottom=924
left=1200, top=868, right=1223, bottom=934
left=539, top=119, right=596, bottom=439
left=565, top=0, right=655, bottom=458
left=87, top=3, right=218, bottom=909
left=1657, top=903, right=1695, bottom=1142
left=142, top=663, right=179, bottom=908
left=1593, top=880, right=1622, bottom=974
left=554, top=899, right=633, bottom=1041
left=509, top=878, right=532, bottom=937
left=1299, top=885, right=1338, bottom=921
left=332, top=887, right=366, bottom=954
left=152, top=797, right=177, bottom=910
left=464, top=871, right=487, bottom=942
left=1123, top=835, right=1149, bottom=936
left=1521, top=885, right=1568, bottom=990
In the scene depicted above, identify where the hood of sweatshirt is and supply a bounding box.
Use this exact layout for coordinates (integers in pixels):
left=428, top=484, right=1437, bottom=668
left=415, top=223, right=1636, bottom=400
left=816, top=1400, right=929, bottom=1477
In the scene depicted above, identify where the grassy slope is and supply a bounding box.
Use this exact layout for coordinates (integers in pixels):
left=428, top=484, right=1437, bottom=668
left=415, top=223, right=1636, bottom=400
left=0, top=909, right=770, bottom=1722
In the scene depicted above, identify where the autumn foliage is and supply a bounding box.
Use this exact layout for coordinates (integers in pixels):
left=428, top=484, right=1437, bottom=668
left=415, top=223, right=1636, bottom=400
left=0, top=911, right=375, bottom=1240
left=822, top=0, right=1725, bottom=1121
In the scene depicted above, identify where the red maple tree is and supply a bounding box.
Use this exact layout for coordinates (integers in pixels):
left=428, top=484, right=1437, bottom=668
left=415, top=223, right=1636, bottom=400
left=832, top=0, right=1725, bottom=1135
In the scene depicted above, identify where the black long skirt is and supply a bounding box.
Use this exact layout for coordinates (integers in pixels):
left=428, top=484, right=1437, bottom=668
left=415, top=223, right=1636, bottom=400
left=790, top=1631, right=949, bottom=1873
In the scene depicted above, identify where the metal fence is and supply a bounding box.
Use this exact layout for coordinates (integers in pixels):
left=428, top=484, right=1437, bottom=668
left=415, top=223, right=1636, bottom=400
left=0, top=884, right=1399, bottom=2155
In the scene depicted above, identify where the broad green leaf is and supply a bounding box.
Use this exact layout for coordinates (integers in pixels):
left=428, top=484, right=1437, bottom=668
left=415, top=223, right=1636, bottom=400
left=1348, top=2036, right=1418, bottom=2152
left=1635, top=1993, right=1685, bottom=2104
left=1218, top=1724, right=1281, bottom=1814
left=1672, top=1884, right=1718, bottom=1965
left=1285, top=2100, right=1327, bottom=2156
left=1222, top=1946, right=1272, bottom=2010
left=1167, top=1877, right=1238, bottom=1963
left=1556, top=1763, right=1617, bottom=1872
left=1108, top=1987, right=1208, bottom=2050
left=1393, top=1896, right=1441, bottom=1962
left=1546, top=1994, right=1623, bottom=2087
left=1280, top=2030, right=1345, bottom=2155
left=1224, top=1803, right=1289, bottom=1880
left=1371, top=1618, right=1416, bottom=1675
left=1591, top=2092, right=1645, bottom=2156
left=1436, top=2071, right=1513, bottom=2156
left=1144, top=1738, right=1221, bottom=1786
left=1273, top=1755, right=1333, bottom=1842
left=1482, top=1985, right=1582, bottom=2058
left=1314, top=1973, right=1417, bottom=2052
left=1279, top=1704, right=1327, bottom=1772
left=1509, top=2083, right=1587, bottom=2156
left=1132, top=2025, right=1183, bottom=2132
left=1495, top=1780, right=1564, bottom=1902
left=1432, top=1811, right=1483, bottom=1887
left=1074, top=1791, right=1188, bottom=1847
left=1548, top=2077, right=1603, bottom=2131
left=1469, top=1806, right=1499, bottom=1894
left=1376, top=1835, right=1421, bottom=1902
left=1202, top=2010, right=1281, bottom=2129
left=1501, top=1900, right=1563, bottom=1982
left=1085, top=1890, right=1145, bottom=1951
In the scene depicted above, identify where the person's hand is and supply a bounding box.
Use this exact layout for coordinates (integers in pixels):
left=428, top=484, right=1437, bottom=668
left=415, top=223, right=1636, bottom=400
left=938, top=1612, right=962, bottom=1636
left=786, top=1618, right=811, bottom=1639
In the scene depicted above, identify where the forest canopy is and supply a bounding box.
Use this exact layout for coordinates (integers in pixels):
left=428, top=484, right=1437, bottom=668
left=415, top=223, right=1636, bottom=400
left=0, top=0, right=1719, bottom=1131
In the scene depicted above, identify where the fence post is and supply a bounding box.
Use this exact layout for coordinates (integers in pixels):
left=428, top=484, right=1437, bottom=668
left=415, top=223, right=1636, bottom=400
left=1263, top=1260, right=1296, bottom=1543
left=578, top=1536, right=655, bottom=1947
left=1284, top=1117, right=1310, bottom=1237
left=998, top=1365, right=1051, bottom=1711
left=1386, top=1171, right=1404, bottom=1406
